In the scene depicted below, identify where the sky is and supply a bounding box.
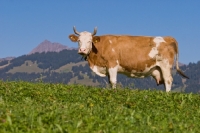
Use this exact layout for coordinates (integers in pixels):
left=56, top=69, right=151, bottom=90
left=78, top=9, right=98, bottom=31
left=0, top=1, right=200, bottom=64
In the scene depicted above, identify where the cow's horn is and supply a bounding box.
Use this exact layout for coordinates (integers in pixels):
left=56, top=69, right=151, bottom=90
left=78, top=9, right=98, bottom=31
left=92, top=27, right=97, bottom=36
left=73, top=26, right=80, bottom=35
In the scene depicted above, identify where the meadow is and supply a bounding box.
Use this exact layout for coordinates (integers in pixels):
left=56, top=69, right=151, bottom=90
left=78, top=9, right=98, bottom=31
left=0, top=81, right=200, bottom=133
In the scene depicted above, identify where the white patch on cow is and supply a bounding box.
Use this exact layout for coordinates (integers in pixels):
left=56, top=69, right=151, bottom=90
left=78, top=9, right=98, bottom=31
left=130, top=73, right=145, bottom=78
left=112, top=48, right=115, bottom=52
left=131, top=70, right=137, bottom=73
left=155, top=54, right=163, bottom=61
left=130, top=74, right=135, bottom=77
left=108, top=65, right=118, bottom=88
left=157, top=58, right=173, bottom=92
left=148, top=37, right=166, bottom=58
left=118, top=65, right=125, bottom=73
left=109, top=40, right=112, bottom=44
left=152, top=69, right=161, bottom=84
left=90, top=65, right=106, bottom=77
left=152, top=70, right=160, bottom=79
left=78, top=32, right=93, bottom=54
left=154, top=37, right=165, bottom=46
left=115, top=60, right=126, bottom=73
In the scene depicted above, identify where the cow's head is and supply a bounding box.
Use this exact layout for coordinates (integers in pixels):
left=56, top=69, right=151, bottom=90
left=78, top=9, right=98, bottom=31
left=69, top=26, right=99, bottom=55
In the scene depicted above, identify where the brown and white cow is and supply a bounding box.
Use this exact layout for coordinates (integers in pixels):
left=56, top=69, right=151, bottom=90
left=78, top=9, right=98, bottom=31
left=69, top=27, right=189, bottom=92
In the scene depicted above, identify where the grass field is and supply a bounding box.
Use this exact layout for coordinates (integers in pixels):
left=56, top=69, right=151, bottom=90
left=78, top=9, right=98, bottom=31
left=6, top=60, right=87, bottom=74
left=7, top=61, right=44, bottom=74
left=0, top=81, right=200, bottom=133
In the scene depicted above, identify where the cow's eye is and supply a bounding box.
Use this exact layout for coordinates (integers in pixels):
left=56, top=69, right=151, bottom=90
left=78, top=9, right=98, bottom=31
left=78, top=40, right=81, bottom=46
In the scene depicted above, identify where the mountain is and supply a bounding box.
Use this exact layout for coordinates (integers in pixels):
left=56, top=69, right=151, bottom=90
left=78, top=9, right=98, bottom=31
left=29, top=40, right=73, bottom=54
left=0, top=57, right=15, bottom=62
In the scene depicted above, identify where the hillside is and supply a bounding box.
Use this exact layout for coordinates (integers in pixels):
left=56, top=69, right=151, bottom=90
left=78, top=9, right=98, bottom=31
left=0, top=49, right=199, bottom=93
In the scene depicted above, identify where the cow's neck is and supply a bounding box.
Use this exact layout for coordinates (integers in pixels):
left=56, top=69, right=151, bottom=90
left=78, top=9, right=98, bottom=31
left=86, top=42, right=106, bottom=67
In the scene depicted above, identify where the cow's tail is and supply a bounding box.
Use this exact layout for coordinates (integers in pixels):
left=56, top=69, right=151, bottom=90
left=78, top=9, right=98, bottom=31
left=174, top=39, right=189, bottom=79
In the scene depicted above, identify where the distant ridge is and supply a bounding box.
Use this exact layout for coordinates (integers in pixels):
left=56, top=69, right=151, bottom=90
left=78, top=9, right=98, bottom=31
left=0, top=57, right=15, bottom=62
left=29, top=40, right=73, bottom=54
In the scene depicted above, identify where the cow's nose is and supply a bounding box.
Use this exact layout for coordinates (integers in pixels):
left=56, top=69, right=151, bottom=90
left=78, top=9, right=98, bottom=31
left=79, top=48, right=86, bottom=52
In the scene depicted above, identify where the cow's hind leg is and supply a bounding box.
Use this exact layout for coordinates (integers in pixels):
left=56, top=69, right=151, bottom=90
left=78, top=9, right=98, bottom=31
left=160, top=60, right=173, bottom=92
left=108, top=66, right=118, bottom=89
left=163, top=73, right=173, bottom=92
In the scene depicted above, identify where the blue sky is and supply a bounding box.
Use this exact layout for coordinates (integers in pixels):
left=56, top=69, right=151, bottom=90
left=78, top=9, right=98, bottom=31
left=0, top=1, right=199, bottom=64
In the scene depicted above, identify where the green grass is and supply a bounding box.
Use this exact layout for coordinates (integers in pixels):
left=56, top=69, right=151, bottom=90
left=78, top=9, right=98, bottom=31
left=0, top=81, right=200, bottom=133
left=7, top=61, right=44, bottom=74
left=55, top=61, right=87, bottom=73
left=7, top=60, right=87, bottom=74
left=69, top=73, right=100, bottom=86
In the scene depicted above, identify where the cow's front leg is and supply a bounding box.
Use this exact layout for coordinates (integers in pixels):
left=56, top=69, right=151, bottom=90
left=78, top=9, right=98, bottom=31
left=108, top=66, right=118, bottom=89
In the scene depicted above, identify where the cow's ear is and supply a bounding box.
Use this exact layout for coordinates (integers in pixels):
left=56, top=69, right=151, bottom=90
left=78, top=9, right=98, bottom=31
left=69, top=34, right=78, bottom=42
left=93, top=36, right=100, bottom=43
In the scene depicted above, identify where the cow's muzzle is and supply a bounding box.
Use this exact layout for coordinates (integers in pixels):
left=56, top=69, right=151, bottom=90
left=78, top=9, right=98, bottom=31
left=78, top=48, right=89, bottom=55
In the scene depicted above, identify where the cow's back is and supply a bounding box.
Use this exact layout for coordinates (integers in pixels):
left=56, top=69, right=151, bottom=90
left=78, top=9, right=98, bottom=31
left=93, top=35, right=177, bottom=72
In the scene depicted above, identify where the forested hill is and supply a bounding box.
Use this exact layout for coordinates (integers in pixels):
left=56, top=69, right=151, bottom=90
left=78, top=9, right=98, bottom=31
left=0, top=49, right=199, bottom=93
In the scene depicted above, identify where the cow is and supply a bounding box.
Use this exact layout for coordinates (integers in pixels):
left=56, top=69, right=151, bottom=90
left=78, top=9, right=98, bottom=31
left=69, top=27, right=189, bottom=92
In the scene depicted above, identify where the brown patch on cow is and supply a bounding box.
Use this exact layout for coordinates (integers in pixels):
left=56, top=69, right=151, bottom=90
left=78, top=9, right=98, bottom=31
left=167, top=80, right=171, bottom=84
left=88, top=36, right=178, bottom=71
left=89, top=35, right=159, bottom=72
left=87, top=41, right=107, bottom=68
left=69, top=34, right=78, bottom=42
left=116, top=36, right=157, bottom=72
